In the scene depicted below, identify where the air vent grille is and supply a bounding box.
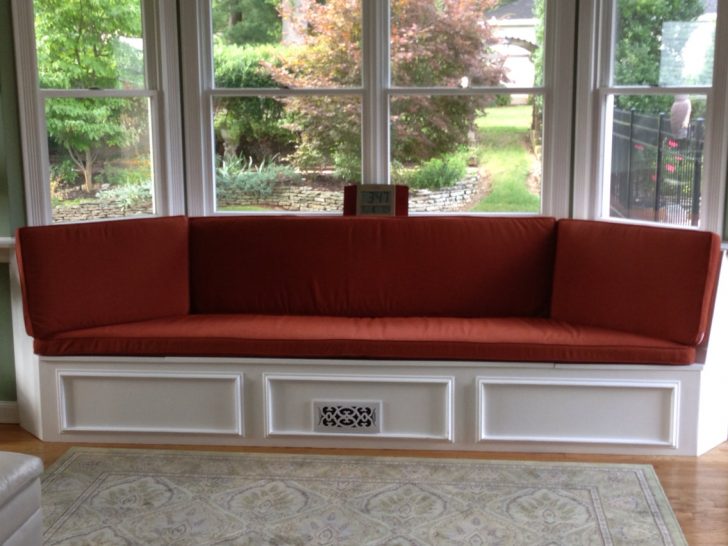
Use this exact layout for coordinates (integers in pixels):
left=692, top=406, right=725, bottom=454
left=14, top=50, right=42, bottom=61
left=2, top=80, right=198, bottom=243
left=313, top=401, right=382, bottom=434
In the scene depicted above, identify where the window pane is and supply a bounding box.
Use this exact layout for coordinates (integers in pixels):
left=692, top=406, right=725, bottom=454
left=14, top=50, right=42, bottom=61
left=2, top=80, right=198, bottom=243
left=391, top=0, right=545, bottom=89
left=34, top=0, right=145, bottom=89
left=613, top=1, right=716, bottom=87
left=46, top=97, right=154, bottom=223
left=391, top=95, right=542, bottom=213
left=213, top=95, right=361, bottom=212
left=607, top=94, right=705, bottom=226
left=212, top=0, right=361, bottom=88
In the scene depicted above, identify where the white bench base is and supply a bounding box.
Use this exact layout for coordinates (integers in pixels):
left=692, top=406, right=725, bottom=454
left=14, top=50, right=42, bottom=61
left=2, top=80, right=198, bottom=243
left=11, top=355, right=728, bottom=456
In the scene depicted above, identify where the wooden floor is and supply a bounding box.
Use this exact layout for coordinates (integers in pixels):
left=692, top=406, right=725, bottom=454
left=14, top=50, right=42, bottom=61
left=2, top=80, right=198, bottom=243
left=2, top=424, right=727, bottom=545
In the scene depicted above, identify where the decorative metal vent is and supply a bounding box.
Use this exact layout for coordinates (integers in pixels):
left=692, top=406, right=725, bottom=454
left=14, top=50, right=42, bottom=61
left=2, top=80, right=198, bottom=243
left=313, top=401, right=382, bottom=434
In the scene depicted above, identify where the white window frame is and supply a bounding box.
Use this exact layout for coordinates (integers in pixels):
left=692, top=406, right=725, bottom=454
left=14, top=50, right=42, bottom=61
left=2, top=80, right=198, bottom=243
left=181, top=0, right=576, bottom=218
left=572, top=0, right=728, bottom=234
left=11, top=0, right=185, bottom=226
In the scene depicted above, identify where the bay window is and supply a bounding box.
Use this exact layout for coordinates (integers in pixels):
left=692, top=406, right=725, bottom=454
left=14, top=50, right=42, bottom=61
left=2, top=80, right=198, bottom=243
left=11, top=0, right=726, bottom=236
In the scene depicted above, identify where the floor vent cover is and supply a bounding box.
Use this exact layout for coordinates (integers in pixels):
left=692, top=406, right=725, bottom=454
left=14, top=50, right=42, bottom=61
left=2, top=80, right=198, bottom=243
left=313, top=401, right=382, bottom=434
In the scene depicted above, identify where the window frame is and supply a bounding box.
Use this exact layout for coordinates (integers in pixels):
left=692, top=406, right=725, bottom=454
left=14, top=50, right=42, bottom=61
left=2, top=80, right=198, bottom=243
left=11, top=0, right=185, bottom=226
left=181, top=0, right=577, bottom=217
left=572, top=0, right=728, bottom=234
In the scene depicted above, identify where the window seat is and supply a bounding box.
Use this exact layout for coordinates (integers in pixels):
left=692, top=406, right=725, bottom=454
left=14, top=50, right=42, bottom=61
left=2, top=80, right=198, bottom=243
left=11, top=214, right=728, bottom=455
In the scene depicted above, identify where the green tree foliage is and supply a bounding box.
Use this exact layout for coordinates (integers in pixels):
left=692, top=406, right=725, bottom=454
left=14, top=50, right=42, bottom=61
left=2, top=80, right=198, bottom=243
left=267, top=0, right=503, bottom=177
left=212, top=0, right=282, bottom=45
left=213, top=42, right=296, bottom=161
left=614, top=0, right=703, bottom=114
left=35, top=0, right=145, bottom=192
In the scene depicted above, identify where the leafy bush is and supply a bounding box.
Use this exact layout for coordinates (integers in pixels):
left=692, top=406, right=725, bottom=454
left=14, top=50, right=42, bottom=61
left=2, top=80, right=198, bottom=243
left=213, top=42, right=296, bottom=162
left=212, top=0, right=281, bottom=45
left=216, top=154, right=301, bottom=200
left=394, top=150, right=468, bottom=190
left=97, top=183, right=151, bottom=209
left=101, top=157, right=151, bottom=186
left=269, top=0, right=503, bottom=170
left=332, top=149, right=362, bottom=183
left=614, top=0, right=703, bottom=114
left=49, top=160, right=78, bottom=189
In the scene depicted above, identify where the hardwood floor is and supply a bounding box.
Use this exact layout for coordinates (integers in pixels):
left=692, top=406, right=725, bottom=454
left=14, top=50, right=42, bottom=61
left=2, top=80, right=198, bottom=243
left=2, top=424, right=726, bottom=544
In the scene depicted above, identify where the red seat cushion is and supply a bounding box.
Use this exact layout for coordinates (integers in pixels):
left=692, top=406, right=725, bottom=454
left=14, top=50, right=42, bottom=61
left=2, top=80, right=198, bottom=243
left=34, top=315, right=695, bottom=365
left=189, top=216, right=557, bottom=318
left=551, top=220, right=721, bottom=346
left=15, top=216, right=190, bottom=338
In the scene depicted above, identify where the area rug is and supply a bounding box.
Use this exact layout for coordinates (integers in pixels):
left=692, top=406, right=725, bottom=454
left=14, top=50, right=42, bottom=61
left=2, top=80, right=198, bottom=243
left=41, top=447, right=686, bottom=545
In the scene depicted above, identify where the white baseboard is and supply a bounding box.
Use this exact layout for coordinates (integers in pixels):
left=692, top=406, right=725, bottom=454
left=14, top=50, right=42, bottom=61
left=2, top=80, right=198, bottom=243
left=0, top=401, right=19, bottom=423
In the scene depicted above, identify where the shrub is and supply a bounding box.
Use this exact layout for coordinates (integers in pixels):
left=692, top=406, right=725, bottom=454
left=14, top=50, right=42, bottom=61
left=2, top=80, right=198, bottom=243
left=101, top=157, right=152, bottom=186
left=216, top=153, right=301, bottom=200
left=269, top=0, right=503, bottom=170
left=49, top=160, right=79, bottom=189
left=613, top=0, right=703, bottom=114
left=213, top=42, right=296, bottom=162
left=394, top=150, right=468, bottom=190
left=97, top=183, right=152, bottom=209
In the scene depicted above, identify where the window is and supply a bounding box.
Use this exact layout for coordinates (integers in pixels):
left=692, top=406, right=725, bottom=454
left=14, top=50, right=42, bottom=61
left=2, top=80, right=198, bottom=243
left=574, top=0, right=728, bottom=233
left=210, top=0, right=362, bottom=213
left=181, top=0, right=575, bottom=216
left=12, top=0, right=184, bottom=225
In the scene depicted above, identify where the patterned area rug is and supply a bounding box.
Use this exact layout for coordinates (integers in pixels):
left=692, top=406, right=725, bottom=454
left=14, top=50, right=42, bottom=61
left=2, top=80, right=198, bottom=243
left=41, top=447, right=686, bottom=545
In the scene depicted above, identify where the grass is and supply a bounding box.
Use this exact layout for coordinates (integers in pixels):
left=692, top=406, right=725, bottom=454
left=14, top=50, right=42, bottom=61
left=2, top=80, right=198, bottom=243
left=471, top=105, right=540, bottom=213
left=217, top=204, right=272, bottom=212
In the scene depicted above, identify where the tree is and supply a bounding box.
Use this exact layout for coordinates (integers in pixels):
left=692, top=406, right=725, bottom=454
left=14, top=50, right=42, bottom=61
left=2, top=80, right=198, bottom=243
left=212, top=0, right=282, bottom=45
left=614, top=0, right=704, bottom=114
left=268, top=0, right=503, bottom=177
left=213, top=42, right=296, bottom=161
left=34, top=0, right=146, bottom=192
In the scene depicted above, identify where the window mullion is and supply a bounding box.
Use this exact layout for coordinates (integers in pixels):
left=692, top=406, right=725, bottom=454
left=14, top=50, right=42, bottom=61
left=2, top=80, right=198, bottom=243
left=704, top=0, right=728, bottom=237
left=180, top=0, right=215, bottom=216
left=573, top=0, right=618, bottom=221
left=362, top=0, right=389, bottom=184
left=11, top=0, right=51, bottom=225
left=540, top=0, right=577, bottom=219
left=146, top=0, right=185, bottom=217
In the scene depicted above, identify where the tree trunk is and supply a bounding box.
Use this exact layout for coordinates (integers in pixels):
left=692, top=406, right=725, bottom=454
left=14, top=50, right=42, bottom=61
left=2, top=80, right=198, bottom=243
left=229, top=9, right=242, bottom=28
left=82, top=149, right=94, bottom=193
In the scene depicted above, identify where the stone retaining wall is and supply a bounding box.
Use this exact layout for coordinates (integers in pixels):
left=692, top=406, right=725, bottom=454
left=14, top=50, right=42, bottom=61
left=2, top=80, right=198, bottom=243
left=219, top=172, right=481, bottom=213
left=52, top=201, right=152, bottom=223
left=52, top=173, right=482, bottom=222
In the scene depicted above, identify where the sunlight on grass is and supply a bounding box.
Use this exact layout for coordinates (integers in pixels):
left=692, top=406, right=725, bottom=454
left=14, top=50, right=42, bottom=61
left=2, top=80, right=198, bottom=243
left=471, top=105, right=540, bottom=213
left=217, top=205, right=272, bottom=212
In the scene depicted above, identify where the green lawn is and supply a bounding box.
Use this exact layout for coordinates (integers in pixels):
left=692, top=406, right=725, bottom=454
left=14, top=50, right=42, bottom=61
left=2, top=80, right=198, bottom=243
left=217, top=205, right=271, bottom=212
left=470, top=105, right=540, bottom=213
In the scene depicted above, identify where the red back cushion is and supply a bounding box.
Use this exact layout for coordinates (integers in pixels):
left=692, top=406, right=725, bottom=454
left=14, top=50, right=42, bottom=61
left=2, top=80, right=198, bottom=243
left=16, top=216, right=190, bottom=338
left=551, top=219, right=721, bottom=345
left=189, top=216, right=557, bottom=317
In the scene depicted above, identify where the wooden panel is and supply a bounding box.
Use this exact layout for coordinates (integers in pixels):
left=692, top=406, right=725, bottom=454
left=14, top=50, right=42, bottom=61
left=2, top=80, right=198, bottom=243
left=58, top=371, right=244, bottom=435
left=265, top=374, right=453, bottom=441
left=478, top=378, right=679, bottom=447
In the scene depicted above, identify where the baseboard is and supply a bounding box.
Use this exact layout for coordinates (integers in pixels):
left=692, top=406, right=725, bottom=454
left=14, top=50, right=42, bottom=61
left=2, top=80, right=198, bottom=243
left=0, top=401, right=19, bottom=423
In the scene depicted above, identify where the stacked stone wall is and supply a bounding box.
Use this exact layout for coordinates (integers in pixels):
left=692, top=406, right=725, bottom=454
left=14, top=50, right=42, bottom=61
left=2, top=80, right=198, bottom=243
left=52, top=173, right=482, bottom=222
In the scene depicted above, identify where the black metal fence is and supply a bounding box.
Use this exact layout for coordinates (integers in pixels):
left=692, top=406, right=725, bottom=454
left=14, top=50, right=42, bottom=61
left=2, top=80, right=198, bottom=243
left=610, top=109, right=704, bottom=226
